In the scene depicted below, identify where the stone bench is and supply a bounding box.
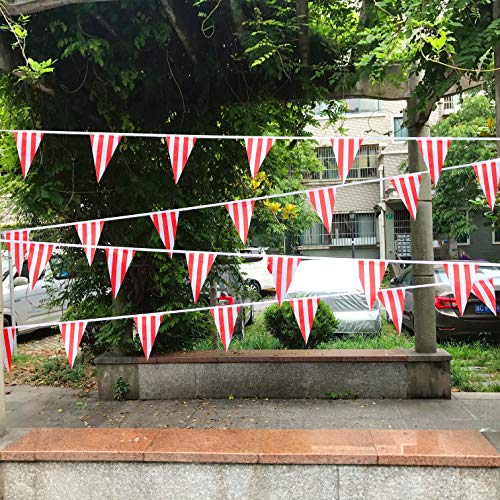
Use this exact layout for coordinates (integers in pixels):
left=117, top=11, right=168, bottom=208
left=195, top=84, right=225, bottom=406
left=2, top=428, right=498, bottom=499
left=95, top=348, right=452, bottom=400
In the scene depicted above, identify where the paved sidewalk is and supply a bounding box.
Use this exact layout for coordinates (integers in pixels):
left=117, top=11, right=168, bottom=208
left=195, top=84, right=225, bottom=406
left=3, top=385, right=499, bottom=434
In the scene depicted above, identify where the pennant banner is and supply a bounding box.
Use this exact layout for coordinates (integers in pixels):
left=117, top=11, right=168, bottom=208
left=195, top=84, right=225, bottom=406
left=2, top=327, right=15, bottom=371
left=225, top=200, right=255, bottom=244
left=165, top=135, right=197, bottom=184
left=267, top=256, right=301, bottom=306
left=151, top=210, right=179, bottom=258
left=390, top=173, right=422, bottom=220
left=358, top=260, right=388, bottom=309
left=289, top=297, right=320, bottom=345
left=210, top=305, right=240, bottom=351
left=377, top=288, right=405, bottom=335
left=443, top=263, right=478, bottom=316
left=134, top=313, right=163, bottom=360
left=27, top=243, right=54, bottom=290
left=90, top=133, right=122, bottom=183
left=59, top=321, right=87, bottom=368
left=75, top=221, right=104, bottom=266
left=416, top=138, right=451, bottom=187
left=307, top=187, right=336, bottom=232
left=186, top=252, right=217, bottom=302
left=245, top=137, right=275, bottom=178
left=14, top=131, right=43, bottom=178
left=474, top=159, right=500, bottom=211
left=330, top=137, right=363, bottom=183
left=105, top=248, right=136, bottom=298
left=4, top=229, right=29, bottom=276
left=471, top=278, right=497, bottom=316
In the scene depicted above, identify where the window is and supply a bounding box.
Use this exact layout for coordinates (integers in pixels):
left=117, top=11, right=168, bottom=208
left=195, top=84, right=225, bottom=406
left=393, top=117, right=408, bottom=138
left=493, top=228, right=500, bottom=245
left=443, top=94, right=460, bottom=111
left=306, top=145, right=379, bottom=181
left=301, top=213, right=377, bottom=246
left=345, top=98, right=380, bottom=113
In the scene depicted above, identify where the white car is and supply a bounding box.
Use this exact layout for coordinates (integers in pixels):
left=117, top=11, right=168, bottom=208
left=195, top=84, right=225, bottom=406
left=285, top=259, right=382, bottom=334
left=238, top=248, right=275, bottom=295
left=2, top=253, right=69, bottom=333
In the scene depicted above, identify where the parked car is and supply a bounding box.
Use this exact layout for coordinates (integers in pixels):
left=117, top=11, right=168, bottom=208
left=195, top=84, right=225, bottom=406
left=2, top=253, right=69, bottom=333
left=285, top=259, right=382, bottom=334
left=238, top=247, right=275, bottom=295
left=391, top=264, right=500, bottom=341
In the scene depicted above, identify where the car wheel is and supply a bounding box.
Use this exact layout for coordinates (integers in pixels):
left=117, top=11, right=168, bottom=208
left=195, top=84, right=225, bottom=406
left=247, top=280, right=262, bottom=295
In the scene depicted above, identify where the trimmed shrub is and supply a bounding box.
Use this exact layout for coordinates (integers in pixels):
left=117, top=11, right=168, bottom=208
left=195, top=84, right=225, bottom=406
left=264, top=301, right=339, bottom=349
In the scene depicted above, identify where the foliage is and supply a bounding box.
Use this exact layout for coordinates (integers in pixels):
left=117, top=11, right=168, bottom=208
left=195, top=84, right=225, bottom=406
left=114, top=377, right=129, bottom=401
left=431, top=95, right=498, bottom=238
left=264, top=301, right=339, bottom=349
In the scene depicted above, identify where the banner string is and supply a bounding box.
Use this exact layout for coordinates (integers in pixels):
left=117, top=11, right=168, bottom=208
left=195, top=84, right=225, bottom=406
left=2, top=238, right=500, bottom=268
left=2, top=158, right=495, bottom=234
left=11, top=282, right=448, bottom=332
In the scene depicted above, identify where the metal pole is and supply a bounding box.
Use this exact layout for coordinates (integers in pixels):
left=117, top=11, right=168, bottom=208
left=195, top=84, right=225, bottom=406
left=8, top=254, right=16, bottom=354
left=0, top=263, right=7, bottom=436
left=494, top=0, right=500, bottom=157
left=379, top=165, right=386, bottom=259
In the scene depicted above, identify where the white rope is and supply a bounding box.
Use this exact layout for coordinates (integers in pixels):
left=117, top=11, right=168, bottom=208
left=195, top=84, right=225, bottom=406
left=2, top=158, right=494, bottom=234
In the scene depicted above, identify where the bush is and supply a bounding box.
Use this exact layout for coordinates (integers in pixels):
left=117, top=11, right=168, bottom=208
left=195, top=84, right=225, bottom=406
left=264, top=301, right=339, bottom=349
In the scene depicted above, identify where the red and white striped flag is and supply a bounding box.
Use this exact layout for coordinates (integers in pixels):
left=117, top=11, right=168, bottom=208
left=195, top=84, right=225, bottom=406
left=245, top=137, right=275, bottom=178
left=151, top=210, right=179, bottom=258
left=210, top=305, right=240, bottom=351
left=267, top=256, right=301, bottom=306
left=443, top=263, right=478, bottom=316
left=90, top=133, right=122, bottom=182
left=471, top=278, right=496, bottom=316
left=14, top=131, right=43, bottom=178
left=330, top=137, right=364, bottom=183
left=165, top=135, right=197, bottom=184
left=3, top=229, right=29, bottom=276
left=390, top=173, right=422, bottom=220
left=289, top=297, right=320, bottom=345
left=307, top=187, right=336, bottom=232
left=134, top=313, right=163, bottom=360
left=225, top=200, right=255, bottom=244
left=358, top=260, right=388, bottom=309
left=186, top=252, right=217, bottom=302
left=474, top=159, right=500, bottom=210
left=2, top=327, right=16, bottom=371
left=416, top=138, right=451, bottom=187
left=59, top=321, right=87, bottom=368
left=377, top=288, right=405, bottom=335
left=75, top=221, right=104, bottom=266
left=105, top=247, right=136, bottom=299
left=27, top=243, right=54, bottom=290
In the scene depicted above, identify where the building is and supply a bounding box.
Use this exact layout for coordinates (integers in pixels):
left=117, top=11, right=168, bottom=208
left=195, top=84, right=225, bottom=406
left=299, top=97, right=499, bottom=261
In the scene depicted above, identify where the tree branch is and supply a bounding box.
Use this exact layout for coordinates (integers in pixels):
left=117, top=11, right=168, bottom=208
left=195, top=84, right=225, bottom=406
left=5, top=0, right=116, bottom=16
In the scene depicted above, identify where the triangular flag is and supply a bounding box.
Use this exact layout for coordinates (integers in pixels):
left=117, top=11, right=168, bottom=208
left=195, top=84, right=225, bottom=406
left=186, top=252, right=217, bottom=302
left=165, top=135, right=197, bottom=184
left=390, top=173, right=422, bottom=220
left=377, top=288, right=406, bottom=335
left=267, top=256, right=301, bottom=306
left=289, top=297, right=320, bottom=344
left=330, top=137, right=364, bottom=183
left=27, top=243, right=54, bottom=290
left=3, top=229, right=29, bottom=276
left=443, top=263, right=478, bottom=316
left=307, top=187, right=336, bottom=232
left=75, top=221, right=104, bottom=266
left=90, top=133, right=122, bottom=182
left=471, top=278, right=496, bottom=316
left=416, top=138, right=451, bottom=187
left=225, top=200, right=255, bottom=244
left=358, top=260, right=388, bottom=309
left=59, top=321, right=87, bottom=368
left=210, top=305, right=240, bottom=351
left=151, top=210, right=179, bottom=258
left=244, top=137, right=275, bottom=178
left=2, top=327, right=16, bottom=371
left=14, top=131, right=43, bottom=178
left=105, top=247, right=136, bottom=299
left=474, top=159, right=500, bottom=210
left=134, top=313, right=163, bottom=360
